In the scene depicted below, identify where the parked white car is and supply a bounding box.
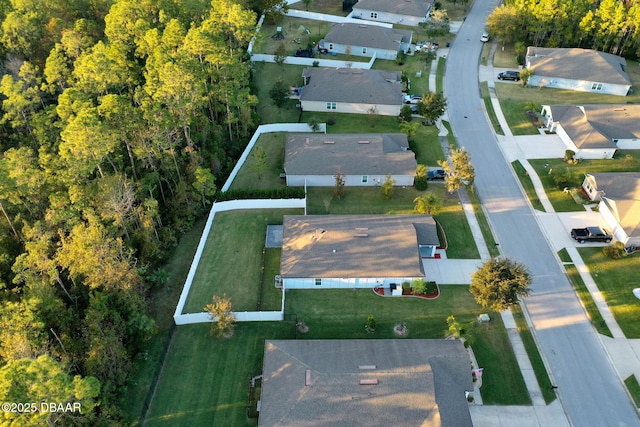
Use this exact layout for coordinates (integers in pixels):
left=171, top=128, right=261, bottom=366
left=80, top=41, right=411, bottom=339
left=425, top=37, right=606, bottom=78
left=415, top=41, right=439, bottom=52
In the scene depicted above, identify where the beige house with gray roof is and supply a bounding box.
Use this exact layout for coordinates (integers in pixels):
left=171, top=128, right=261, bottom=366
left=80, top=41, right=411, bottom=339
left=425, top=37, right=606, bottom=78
left=318, top=23, right=412, bottom=60
left=526, top=48, right=631, bottom=96
left=351, top=0, right=434, bottom=26
left=280, top=215, right=439, bottom=289
left=582, top=173, right=640, bottom=247
left=259, top=339, right=474, bottom=426
left=541, top=104, right=640, bottom=159
left=283, top=133, right=417, bottom=187
left=300, top=67, right=403, bottom=116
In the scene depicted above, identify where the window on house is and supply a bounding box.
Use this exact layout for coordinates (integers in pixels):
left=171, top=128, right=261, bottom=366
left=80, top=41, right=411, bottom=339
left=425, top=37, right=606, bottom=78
left=591, top=83, right=603, bottom=91
left=315, top=278, right=322, bottom=286
left=326, top=102, right=336, bottom=110
left=362, top=175, right=368, bottom=183
left=370, top=12, right=377, bottom=18
left=362, top=47, right=367, bottom=54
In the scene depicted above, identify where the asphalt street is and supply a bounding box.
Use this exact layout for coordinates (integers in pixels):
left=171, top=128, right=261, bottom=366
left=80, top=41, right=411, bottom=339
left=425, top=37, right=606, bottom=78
left=445, top=0, right=640, bottom=425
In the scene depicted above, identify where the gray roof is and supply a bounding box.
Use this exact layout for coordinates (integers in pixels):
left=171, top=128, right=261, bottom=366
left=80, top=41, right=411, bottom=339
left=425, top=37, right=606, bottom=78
left=545, top=105, right=617, bottom=149
left=322, top=23, right=412, bottom=51
left=353, top=0, right=433, bottom=18
left=526, top=47, right=631, bottom=86
left=259, top=339, right=473, bottom=427
left=284, top=133, right=417, bottom=176
left=587, top=173, right=640, bottom=237
left=301, top=68, right=403, bottom=105
left=280, top=215, right=438, bottom=278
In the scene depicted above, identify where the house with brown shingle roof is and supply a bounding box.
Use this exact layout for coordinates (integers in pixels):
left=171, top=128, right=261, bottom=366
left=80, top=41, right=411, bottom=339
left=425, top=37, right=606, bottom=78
left=300, top=67, right=403, bottom=116
left=541, top=104, right=640, bottom=159
left=318, top=23, right=412, bottom=60
left=582, top=172, right=640, bottom=247
left=280, top=215, right=439, bottom=289
left=259, top=339, right=474, bottom=427
left=351, top=0, right=435, bottom=26
left=283, top=133, right=417, bottom=187
left=525, top=48, right=631, bottom=96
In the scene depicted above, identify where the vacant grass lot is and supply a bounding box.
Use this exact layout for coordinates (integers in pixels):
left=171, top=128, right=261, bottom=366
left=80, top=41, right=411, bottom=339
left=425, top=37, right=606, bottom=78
left=512, top=160, right=546, bottom=212
left=579, top=248, right=640, bottom=338
left=305, top=185, right=480, bottom=259
left=183, top=209, right=303, bottom=313
left=145, top=287, right=529, bottom=426
left=529, top=153, right=640, bottom=212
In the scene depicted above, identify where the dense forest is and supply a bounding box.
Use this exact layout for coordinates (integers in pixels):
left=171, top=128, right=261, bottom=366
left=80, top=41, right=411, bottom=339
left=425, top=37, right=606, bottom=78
left=0, top=0, right=273, bottom=424
left=487, top=0, right=640, bottom=57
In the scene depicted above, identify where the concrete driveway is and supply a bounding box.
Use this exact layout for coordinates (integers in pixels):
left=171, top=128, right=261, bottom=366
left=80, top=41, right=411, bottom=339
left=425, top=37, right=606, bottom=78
left=536, top=210, right=613, bottom=252
left=422, top=258, right=482, bottom=284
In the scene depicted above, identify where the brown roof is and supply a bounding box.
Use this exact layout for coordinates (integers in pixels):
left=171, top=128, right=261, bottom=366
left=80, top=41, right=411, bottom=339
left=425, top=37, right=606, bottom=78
left=284, top=133, right=417, bottom=176
left=322, top=23, right=412, bottom=51
left=353, top=0, right=434, bottom=19
left=526, top=47, right=631, bottom=86
left=588, top=173, right=640, bottom=237
left=301, top=68, right=403, bottom=105
left=280, top=215, right=438, bottom=278
left=259, top=339, right=473, bottom=427
left=546, top=105, right=617, bottom=149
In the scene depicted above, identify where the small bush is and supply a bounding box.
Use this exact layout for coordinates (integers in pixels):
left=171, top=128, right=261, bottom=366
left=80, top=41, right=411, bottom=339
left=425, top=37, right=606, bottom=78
left=402, top=281, right=411, bottom=293
left=399, top=105, right=413, bottom=122
left=603, top=244, right=621, bottom=259
left=412, top=278, right=427, bottom=294
left=414, top=176, right=428, bottom=190
left=395, top=51, right=406, bottom=65
left=312, top=60, right=319, bottom=67
left=425, top=281, right=438, bottom=295
left=326, top=115, right=336, bottom=125
left=366, top=314, right=376, bottom=331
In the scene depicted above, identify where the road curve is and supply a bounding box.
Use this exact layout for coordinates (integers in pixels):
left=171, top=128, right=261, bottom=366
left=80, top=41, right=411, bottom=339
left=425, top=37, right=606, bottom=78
left=444, top=0, right=640, bottom=425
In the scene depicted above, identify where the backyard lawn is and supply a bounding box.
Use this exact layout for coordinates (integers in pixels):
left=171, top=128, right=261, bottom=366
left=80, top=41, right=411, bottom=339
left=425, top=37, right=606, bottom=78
left=183, top=208, right=303, bottom=313
left=228, top=133, right=287, bottom=191
left=529, top=153, right=640, bottom=212
left=579, top=248, right=640, bottom=338
left=145, top=287, right=529, bottom=427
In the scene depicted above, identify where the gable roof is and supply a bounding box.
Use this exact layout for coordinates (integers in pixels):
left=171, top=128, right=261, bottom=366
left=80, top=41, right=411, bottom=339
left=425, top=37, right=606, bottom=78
left=526, top=48, right=631, bottom=86
left=353, top=0, right=433, bottom=19
left=280, top=215, right=438, bottom=278
left=284, top=133, right=417, bottom=176
left=587, top=172, right=640, bottom=237
left=259, top=339, right=473, bottom=427
left=322, top=23, right=412, bottom=51
left=301, top=68, right=403, bottom=106
left=545, top=105, right=617, bottom=149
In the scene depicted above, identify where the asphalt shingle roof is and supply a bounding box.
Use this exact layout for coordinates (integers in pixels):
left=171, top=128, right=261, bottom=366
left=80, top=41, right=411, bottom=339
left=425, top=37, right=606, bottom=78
left=300, top=68, right=403, bottom=105
left=588, top=173, right=640, bottom=237
left=353, top=0, right=433, bottom=18
left=322, top=23, right=412, bottom=51
left=259, top=339, right=473, bottom=427
left=280, top=215, right=438, bottom=278
left=284, top=133, right=417, bottom=176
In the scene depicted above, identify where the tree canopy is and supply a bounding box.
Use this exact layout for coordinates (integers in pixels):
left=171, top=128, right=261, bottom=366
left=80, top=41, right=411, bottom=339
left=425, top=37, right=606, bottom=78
left=470, top=258, right=532, bottom=312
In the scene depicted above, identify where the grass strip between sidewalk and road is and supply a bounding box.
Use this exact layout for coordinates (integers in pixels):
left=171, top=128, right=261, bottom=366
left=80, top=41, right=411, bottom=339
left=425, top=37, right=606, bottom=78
left=625, top=375, right=640, bottom=408
left=511, top=304, right=556, bottom=404
left=466, top=189, right=500, bottom=258
left=480, top=81, right=503, bottom=135
left=511, top=160, right=546, bottom=212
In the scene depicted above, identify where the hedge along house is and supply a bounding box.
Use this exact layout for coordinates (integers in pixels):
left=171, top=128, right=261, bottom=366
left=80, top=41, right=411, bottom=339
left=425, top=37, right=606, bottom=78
left=318, top=22, right=413, bottom=61
left=299, top=67, right=403, bottom=116
left=541, top=104, right=640, bottom=159
left=283, top=133, right=417, bottom=187
left=280, top=215, right=440, bottom=289
left=582, top=172, right=640, bottom=248
left=525, top=47, right=632, bottom=96
left=351, top=0, right=435, bottom=27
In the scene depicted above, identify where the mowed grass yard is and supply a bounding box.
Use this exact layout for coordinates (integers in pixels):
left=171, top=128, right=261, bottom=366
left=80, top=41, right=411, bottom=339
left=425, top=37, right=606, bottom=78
left=579, top=248, right=640, bottom=338
left=528, top=152, right=640, bottom=212
left=183, top=208, right=303, bottom=313
left=145, top=287, right=529, bottom=427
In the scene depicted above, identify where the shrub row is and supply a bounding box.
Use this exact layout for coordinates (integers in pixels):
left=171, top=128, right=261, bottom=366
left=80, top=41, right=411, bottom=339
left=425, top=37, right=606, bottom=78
left=216, top=187, right=305, bottom=201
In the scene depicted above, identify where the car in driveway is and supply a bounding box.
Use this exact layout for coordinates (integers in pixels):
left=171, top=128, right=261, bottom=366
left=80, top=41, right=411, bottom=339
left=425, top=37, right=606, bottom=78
left=480, top=32, right=490, bottom=42
left=295, top=48, right=314, bottom=58
left=403, top=94, right=422, bottom=104
left=570, top=226, right=612, bottom=243
left=497, top=71, right=520, bottom=81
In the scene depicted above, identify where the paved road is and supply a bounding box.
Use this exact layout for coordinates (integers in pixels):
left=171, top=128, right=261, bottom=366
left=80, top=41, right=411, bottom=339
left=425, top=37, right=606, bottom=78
left=445, top=0, right=640, bottom=425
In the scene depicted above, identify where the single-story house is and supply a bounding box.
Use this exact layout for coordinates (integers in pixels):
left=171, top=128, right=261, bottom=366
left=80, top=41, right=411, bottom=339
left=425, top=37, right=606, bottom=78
left=582, top=172, right=640, bottom=247
left=283, top=133, right=417, bottom=187
left=300, top=67, right=403, bottom=116
left=351, top=0, right=434, bottom=26
left=318, top=23, right=412, bottom=60
left=259, top=339, right=474, bottom=427
left=540, top=104, right=640, bottom=159
left=280, top=214, right=440, bottom=289
left=525, top=47, right=632, bottom=96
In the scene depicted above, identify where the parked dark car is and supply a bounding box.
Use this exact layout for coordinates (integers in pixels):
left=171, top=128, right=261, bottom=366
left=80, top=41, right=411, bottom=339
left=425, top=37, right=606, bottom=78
left=570, top=226, right=612, bottom=243
left=497, top=71, right=520, bottom=81
left=295, top=48, right=315, bottom=58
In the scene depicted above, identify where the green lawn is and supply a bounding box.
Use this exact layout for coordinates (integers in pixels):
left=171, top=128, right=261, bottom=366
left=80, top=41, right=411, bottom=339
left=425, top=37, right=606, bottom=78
left=511, top=304, right=556, bottom=404
left=511, top=160, right=546, bottom=212
left=253, top=16, right=333, bottom=55
left=305, top=185, right=480, bottom=259
left=252, top=62, right=305, bottom=124
left=498, top=97, right=539, bottom=136
left=467, top=189, right=500, bottom=257
left=436, top=56, right=445, bottom=93
left=229, top=133, right=287, bottom=191
left=564, top=262, right=612, bottom=337
left=262, top=248, right=284, bottom=310
left=183, top=209, right=303, bottom=313
left=373, top=55, right=431, bottom=96
left=480, top=81, right=504, bottom=135
left=493, top=43, right=519, bottom=68
left=579, top=248, right=640, bottom=338
left=529, top=153, right=640, bottom=212
left=625, top=375, right=640, bottom=408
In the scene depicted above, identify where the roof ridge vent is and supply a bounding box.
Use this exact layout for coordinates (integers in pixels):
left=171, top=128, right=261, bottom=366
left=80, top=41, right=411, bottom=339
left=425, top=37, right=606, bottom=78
left=358, top=140, right=370, bottom=144
left=359, top=379, right=378, bottom=385
left=358, top=365, right=376, bottom=370
left=323, top=140, right=335, bottom=144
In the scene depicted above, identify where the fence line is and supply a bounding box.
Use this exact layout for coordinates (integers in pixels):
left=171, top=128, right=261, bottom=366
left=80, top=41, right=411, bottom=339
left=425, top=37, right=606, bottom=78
left=285, top=9, right=393, bottom=27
